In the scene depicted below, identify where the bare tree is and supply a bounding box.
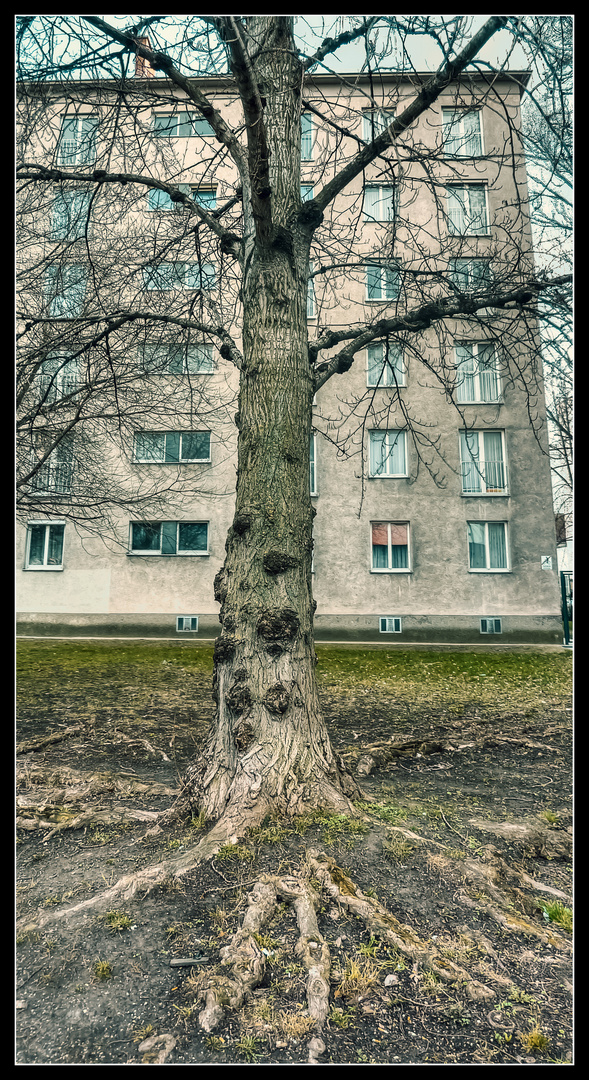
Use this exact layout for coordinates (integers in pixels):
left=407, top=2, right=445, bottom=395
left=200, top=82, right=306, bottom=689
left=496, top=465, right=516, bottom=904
left=17, top=16, right=572, bottom=846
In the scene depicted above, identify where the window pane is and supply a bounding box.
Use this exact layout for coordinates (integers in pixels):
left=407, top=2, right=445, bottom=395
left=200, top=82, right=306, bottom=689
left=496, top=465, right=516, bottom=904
left=387, top=432, right=406, bottom=475
left=370, top=431, right=386, bottom=475
left=301, top=113, right=313, bottom=158
left=483, top=431, right=505, bottom=490
left=47, top=524, right=65, bottom=564
left=28, top=524, right=46, bottom=565
left=178, top=522, right=208, bottom=552
left=461, top=431, right=481, bottom=492
left=135, top=432, right=165, bottom=461
left=181, top=431, right=210, bottom=460
left=186, top=345, right=214, bottom=373
left=131, top=522, right=160, bottom=550
left=153, top=113, right=176, bottom=136
left=148, top=188, right=174, bottom=210
left=488, top=522, right=507, bottom=568
left=468, top=522, right=487, bottom=568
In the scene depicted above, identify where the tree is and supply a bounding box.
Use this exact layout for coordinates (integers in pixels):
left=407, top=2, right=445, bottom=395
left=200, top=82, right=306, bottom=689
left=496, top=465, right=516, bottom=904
left=517, top=16, right=573, bottom=538
left=17, top=16, right=572, bottom=850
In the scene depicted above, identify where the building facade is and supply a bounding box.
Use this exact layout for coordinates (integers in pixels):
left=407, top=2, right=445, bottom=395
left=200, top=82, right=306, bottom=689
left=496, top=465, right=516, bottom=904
left=16, top=68, right=563, bottom=644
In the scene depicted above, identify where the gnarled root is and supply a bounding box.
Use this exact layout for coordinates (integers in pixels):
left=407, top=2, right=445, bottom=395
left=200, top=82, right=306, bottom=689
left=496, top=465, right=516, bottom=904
left=306, top=850, right=496, bottom=1002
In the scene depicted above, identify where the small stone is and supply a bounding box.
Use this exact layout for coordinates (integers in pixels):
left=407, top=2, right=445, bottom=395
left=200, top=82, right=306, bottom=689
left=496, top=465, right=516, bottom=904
left=384, top=973, right=399, bottom=987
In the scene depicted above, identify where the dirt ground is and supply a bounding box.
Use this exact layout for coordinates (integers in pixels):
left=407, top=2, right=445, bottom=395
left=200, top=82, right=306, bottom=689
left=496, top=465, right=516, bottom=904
left=16, top=641, right=573, bottom=1065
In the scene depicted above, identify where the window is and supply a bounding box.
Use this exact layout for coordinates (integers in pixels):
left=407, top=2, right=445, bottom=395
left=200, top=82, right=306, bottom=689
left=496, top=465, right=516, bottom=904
left=307, top=261, right=316, bottom=319
left=379, top=616, right=402, bottom=633
left=371, top=522, right=410, bottom=571
left=363, top=185, right=396, bottom=222
left=153, top=111, right=215, bottom=137
left=367, top=342, right=405, bottom=387
left=363, top=110, right=395, bottom=141
left=38, top=354, right=78, bottom=403
left=52, top=190, right=92, bottom=240
left=460, top=431, right=507, bottom=494
left=369, top=431, right=407, bottom=477
left=143, top=262, right=215, bottom=291
left=147, top=186, right=217, bottom=211
left=134, top=430, right=211, bottom=463
left=142, top=343, right=214, bottom=374
left=177, top=616, right=199, bottom=632
left=446, top=184, right=489, bottom=235
left=301, top=183, right=314, bottom=202
left=57, top=115, right=98, bottom=166
left=193, top=188, right=217, bottom=210
left=301, top=113, right=313, bottom=160
left=366, top=263, right=400, bottom=301
left=130, top=521, right=209, bottom=556
left=442, top=109, right=483, bottom=156
left=467, top=521, right=508, bottom=571
left=480, top=617, right=502, bottom=634
left=45, top=265, right=87, bottom=317
left=450, top=258, right=492, bottom=291
left=310, top=433, right=317, bottom=496
left=25, top=522, right=65, bottom=569
left=455, top=343, right=500, bottom=403
left=31, top=437, right=74, bottom=496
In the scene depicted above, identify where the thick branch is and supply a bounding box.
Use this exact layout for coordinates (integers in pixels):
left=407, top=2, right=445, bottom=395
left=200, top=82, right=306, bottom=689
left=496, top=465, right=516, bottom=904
left=312, top=274, right=572, bottom=390
left=311, top=16, right=510, bottom=217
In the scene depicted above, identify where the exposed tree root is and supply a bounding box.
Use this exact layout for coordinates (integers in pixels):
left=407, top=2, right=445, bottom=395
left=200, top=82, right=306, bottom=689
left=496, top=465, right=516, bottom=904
left=305, top=851, right=496, bottom=1002
left=16, top=803, right=161, bottom=841
left=17, top=726, right=84, bottom=755
left=16, top=762, right=178, bottom=803
left=341, top=731, right=566, bottom=777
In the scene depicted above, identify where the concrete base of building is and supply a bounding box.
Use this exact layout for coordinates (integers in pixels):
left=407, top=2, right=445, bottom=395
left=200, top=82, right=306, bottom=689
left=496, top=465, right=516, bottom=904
left=16, top=611, right=565, bottom=646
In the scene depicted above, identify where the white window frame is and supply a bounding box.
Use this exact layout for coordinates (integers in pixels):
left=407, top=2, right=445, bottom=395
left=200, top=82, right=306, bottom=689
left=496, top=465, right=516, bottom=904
left=460, top=430, right=508, bottom=495
left=379, top=616, right=402, bottom=634
left=455, top=342, right=501, bottom=403
left=442, top=108, right=483, bottom=157
left=45, top=265, right=88, bottom=318
left=371, top=521, right=411, bottom=573
left=133, top=431, right=212, bottom=463
left=176, top=616, right=199, bottom=632
left=57, top=115, right=98, bottom=166
left=142, top=343, right=215, bottom=375
left=31, top=437, right=75, bottom=496
left=363, top=110, right=396, bottom=141
left=143, top=261, right=215, bottom=291
left=467, top=521, right=509, bottom=573
left=450, top=258, right=492, bottom=291
left=153, top=111, right=215, bottom=138
left=480, top=617, right=502, bottom=635
left=310, top=432, right=318, bottom=496
left=366, top=263, right=400, bottom=301
left=446, top=184, right=489, bottom=235
left=129, top=521, right=209, bottom=556
left=366, top=342, right=405, bottom=388
left=301, top=113, right=313, bottom=160
left=38, top=354, right=79, bottom=403
left=307, top=261, right=316, bottom=319
left=24, top=521, right=65, bottom=570
left=363, top=185, right=396, bottom=222
left=52, top=190, right=92, bottom=240
left=369, top=430, right=408, bottom=478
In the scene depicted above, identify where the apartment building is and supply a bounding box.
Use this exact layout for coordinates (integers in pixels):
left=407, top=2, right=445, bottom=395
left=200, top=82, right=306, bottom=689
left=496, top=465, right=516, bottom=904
left=16, top=68, right=563, bottom=643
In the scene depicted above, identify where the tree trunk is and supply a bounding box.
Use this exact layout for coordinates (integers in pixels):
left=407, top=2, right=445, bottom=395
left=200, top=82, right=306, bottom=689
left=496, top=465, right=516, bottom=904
left=175, top=18, right=356, bottom=835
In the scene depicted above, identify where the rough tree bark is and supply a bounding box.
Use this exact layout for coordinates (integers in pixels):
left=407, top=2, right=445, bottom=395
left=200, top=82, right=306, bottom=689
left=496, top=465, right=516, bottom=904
left=168, top=18, right=357, bottom=834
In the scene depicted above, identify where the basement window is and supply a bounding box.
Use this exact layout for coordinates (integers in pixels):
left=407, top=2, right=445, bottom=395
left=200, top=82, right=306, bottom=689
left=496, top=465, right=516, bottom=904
left=176, top=616, right=199, bottom=632
left=380, top=617, right=402, bottom=634
left=480, top=617, right=502, bottom=635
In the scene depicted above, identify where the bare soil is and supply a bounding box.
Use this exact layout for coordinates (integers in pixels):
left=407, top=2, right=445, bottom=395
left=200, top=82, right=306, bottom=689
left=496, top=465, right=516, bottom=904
left=16, top=641, right=573, bottom=1065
